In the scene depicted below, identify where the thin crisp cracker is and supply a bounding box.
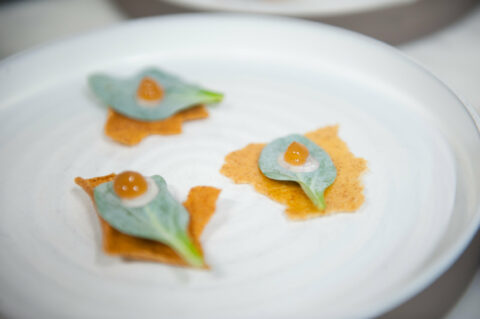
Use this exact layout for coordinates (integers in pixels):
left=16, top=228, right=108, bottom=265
left=75, top=174, right=221, bottom=267
left=104, top=104, right=209, bottom=145
left=220, top=125, right=367, bottom=219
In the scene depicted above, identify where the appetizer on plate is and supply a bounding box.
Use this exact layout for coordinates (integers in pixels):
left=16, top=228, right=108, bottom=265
left=75, top=171, right=221, bottom=268
left=259, top=134, right=337, bottom=210
left=221, top=125, right=367, bottom=219
left=89, top=67, right=223, bottom=145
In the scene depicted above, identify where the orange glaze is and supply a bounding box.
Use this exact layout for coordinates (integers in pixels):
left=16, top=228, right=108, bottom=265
left=137, top=77, right=164, bottom=103
left=284, top=141, right=309, bottom=166
left=113, top=171, right=148, bottom=199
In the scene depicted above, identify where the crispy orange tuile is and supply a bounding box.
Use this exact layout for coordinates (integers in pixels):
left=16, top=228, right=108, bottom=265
left=104, top=105, right=209, bottom=145
left=75, top=174, right=221, bottom=268
left=220, top=125, right=367, bottom=220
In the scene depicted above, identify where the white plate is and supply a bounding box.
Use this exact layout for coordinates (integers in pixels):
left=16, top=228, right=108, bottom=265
left=162, top=0, right=416, bottom=16
left=0, top=14, right=479, bottom=319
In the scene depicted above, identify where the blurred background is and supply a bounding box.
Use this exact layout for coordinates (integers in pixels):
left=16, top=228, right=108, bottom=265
left=0, top=0, right=479, bottom=318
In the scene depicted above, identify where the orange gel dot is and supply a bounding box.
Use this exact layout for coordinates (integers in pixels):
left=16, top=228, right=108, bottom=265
left=284, top=141, right=309, bottom=166
left=137, top=77, right=164, bottom=103
left=113, top=171, right=148, bottom=199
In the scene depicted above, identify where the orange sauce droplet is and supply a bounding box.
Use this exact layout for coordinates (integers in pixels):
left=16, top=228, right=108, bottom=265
left=137, top=77, right=164, bottom=103
left=284, top=141, right=309, bottom=166
left=113, top=171, right=148, bottom=199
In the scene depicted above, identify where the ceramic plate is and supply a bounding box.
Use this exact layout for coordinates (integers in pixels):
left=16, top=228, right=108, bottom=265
left=162, top=0, right=416, bottom=16
left=0, top=14, right=479, bottom=319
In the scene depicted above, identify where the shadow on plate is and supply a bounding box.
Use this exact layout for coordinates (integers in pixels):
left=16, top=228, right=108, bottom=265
left=380, top=229, right=480, bottom=318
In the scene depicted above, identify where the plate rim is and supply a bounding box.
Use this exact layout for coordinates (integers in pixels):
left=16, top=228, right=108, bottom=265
left=161, top=0, right=418, bottom=16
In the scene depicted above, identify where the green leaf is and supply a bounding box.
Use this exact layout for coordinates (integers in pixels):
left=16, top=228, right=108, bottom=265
left=88, top=67, right=223, bottom=121
left=258, top=134, right=336, bottom=210
left=93, top=175, right=204, bottom=267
